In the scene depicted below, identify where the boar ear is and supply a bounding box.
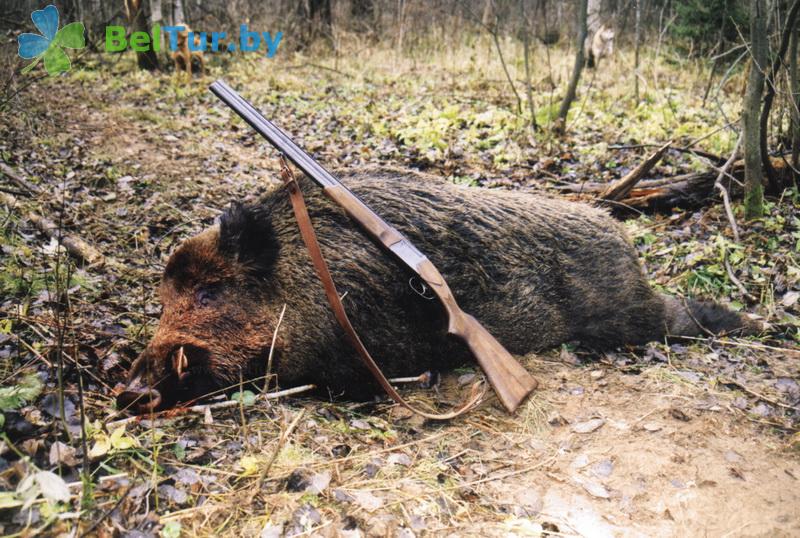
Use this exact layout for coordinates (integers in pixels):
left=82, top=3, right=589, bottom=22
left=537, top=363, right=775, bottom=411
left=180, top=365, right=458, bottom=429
left=218, top=202, right=279, bottom=272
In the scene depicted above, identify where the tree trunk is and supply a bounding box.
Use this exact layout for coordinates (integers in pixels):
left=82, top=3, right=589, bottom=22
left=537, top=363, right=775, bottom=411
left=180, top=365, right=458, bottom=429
left=351, top=0, right=378, bottom=33
left=743, top=0, right=767, bottom=220
left=758, top=0, right=800, bottom=193
left=150, top=0, right=163, bottom=52
left=586, top=0, right=601, bottom=34
left=396, top=0, right=406, bottom=53
left=297, top=0, right=332, bottom=45
left=522, top=0, right=538, bottom=131
left=634, top=0, right=641, bottom=101
left=481, top=0, right=494, bottom=28
left=791, top=22, right=800, bottom=178
left=173, top=0, right=186, bottom=25
left=125, top=0, right=160, bottom=71
left=556, top=0, right=588, bottom=133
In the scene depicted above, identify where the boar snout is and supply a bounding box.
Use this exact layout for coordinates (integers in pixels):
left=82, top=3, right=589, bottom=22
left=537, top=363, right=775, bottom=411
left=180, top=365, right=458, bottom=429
left=116, top=376, right=162, bottom=414
left=118, top=333, right=214, bottom=414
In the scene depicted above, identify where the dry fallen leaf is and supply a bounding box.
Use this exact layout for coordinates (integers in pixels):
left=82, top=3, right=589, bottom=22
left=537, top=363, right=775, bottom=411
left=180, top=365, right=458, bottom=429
left=49, top=441, right=78, bottom=467
left=572, top=418, right=605, bottom=433
left=643, top=422, right=662, bottom=432
left=34, top=471, right=70, bottom=503
left=580, top=479, right=610, bottom=499
left=352, top=490, right=384, bottom=511
left=306, top=471, right=331, bottom=494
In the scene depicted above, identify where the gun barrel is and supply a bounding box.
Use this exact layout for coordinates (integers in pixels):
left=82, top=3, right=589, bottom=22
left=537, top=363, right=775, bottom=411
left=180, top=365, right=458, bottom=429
left=210, top=79, right=428, bottom=271
left=210, top=80, right=338, bottom=188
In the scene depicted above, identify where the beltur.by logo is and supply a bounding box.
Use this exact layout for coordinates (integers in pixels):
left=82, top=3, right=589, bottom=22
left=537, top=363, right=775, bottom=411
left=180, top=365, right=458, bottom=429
left=105, top=25, right=283, bottom=58
left=15, top=4, right=282, bottom=76
left=17, top=5, right=86, bottom=75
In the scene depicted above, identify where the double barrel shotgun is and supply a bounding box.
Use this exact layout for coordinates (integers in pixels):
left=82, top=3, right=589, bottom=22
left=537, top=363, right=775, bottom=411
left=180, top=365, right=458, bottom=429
left=209, top=79, right=538, bottom=414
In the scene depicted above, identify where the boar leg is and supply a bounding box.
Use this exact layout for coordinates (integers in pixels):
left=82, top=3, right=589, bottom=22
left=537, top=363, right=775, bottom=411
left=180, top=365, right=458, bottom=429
left=662, top=295, right=763, bottom=337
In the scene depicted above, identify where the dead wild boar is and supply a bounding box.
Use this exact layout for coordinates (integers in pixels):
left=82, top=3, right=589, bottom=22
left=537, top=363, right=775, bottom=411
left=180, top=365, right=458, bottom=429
left=117, top=167, right=759, bottom=413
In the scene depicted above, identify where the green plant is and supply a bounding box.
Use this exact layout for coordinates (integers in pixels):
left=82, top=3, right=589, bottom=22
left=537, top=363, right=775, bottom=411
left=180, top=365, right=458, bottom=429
left=0, top=372, right=43, bottom=428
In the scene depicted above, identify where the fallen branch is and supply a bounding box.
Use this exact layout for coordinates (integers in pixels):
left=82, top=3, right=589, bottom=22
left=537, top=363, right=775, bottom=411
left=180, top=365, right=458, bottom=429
left=0, top=162, right=43, bottom=194
left=601, top=141, right=671, bottom=201
left=557, top=155, right=791, bottom=213
left=1, top=191, right=105, bottom=266
left=720, top=376, right=800, bottom=412
left=106, top=384, right=317, bottom=430
left=714, top=134, right=743, bottom=242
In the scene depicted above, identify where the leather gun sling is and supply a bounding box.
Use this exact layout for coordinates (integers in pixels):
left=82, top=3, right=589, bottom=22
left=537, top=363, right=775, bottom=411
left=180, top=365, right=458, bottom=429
left=279, top=160, right=483, bottom=420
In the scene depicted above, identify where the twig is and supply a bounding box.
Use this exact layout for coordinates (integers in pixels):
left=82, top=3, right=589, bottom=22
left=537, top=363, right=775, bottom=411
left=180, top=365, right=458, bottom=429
left=720, top=377, right=800, bottom=412
left=264, top=303, right=287, bottom=391
left=78, top=485, right=132, bottom=538
left=609, top=142, right=725, bottom=164
left=247, top=408, right=307, bottom=504
left=389, top=372, right=433, bottom=384
left=265, top=408, right=305, bottom=477
left=0, top=162, right=42, bottom=194
left=449, top=453, right=557, bottom=489
left=520, top=0, right=538, bottom=132
left=682, top=297, right=715, bottom=337
left=677, top=335, right=800, bottom=355
left=714, top=134, right=743, bottom=242
left=601, top=141, right=672, bottom=200
left=489, top=26, right=523, bottom=114
left=284, top=62, right=351, bottom=77
left=710, top=42, right=747, bottom=62
left=106, top=384, right=316, bottom=430
left=684, top=121, right=737, bottom=151
left=725, top=257, right=753, bottom=300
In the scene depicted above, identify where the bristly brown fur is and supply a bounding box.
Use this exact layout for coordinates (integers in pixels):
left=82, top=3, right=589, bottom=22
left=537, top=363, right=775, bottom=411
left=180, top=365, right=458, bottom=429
left=123, top=167, right=761, bottom=408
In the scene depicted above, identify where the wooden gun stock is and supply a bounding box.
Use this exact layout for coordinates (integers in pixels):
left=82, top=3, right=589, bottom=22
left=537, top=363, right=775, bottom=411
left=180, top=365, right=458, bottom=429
left=326, top=186, right=538, bottom=413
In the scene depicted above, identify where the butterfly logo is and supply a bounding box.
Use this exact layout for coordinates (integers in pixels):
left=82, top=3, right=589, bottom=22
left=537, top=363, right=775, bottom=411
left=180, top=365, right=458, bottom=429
left=17, top=5, right=85, bottom=75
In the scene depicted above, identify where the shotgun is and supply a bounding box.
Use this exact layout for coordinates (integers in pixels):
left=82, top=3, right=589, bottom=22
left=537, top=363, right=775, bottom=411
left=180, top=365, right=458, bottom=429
left=209, top=79, right=538, bottom=413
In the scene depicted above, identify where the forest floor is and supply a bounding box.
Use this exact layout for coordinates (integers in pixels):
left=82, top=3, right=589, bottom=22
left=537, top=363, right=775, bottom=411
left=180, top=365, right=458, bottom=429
left=1, top=43, right=799, bottom=537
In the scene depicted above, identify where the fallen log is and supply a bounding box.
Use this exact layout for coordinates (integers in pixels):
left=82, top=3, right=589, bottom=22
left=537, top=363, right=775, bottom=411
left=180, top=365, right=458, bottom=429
left=600, top=141, right=671, bottom=201
left=555, top=156, right=792, bottom=213
left=1, top=190, right=105, bottom=266
left=618, top=168, right=738, bottom=211
left=618, top=156, right=791, bottom=211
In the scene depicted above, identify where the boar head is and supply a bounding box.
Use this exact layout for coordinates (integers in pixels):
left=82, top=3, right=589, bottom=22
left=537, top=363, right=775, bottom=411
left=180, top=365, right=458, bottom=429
left=117, top=203, right=282, bottom=413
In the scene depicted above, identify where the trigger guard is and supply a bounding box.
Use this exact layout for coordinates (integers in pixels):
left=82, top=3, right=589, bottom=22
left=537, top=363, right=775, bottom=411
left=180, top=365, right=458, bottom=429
left=409, top=276, right=435, bottom=300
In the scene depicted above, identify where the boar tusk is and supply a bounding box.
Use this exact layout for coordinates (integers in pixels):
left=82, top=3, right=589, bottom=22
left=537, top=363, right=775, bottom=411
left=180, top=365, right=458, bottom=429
left=175, top=346, right=187, bottom=377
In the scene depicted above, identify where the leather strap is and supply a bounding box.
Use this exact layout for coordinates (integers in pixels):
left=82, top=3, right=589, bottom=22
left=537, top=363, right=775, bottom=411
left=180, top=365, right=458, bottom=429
left=279, top=156, right=484, bottom=420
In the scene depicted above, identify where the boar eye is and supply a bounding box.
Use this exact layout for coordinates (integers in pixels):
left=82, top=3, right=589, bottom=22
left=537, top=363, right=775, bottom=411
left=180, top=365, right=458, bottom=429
left=195, top=287, right=217, bottom=307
